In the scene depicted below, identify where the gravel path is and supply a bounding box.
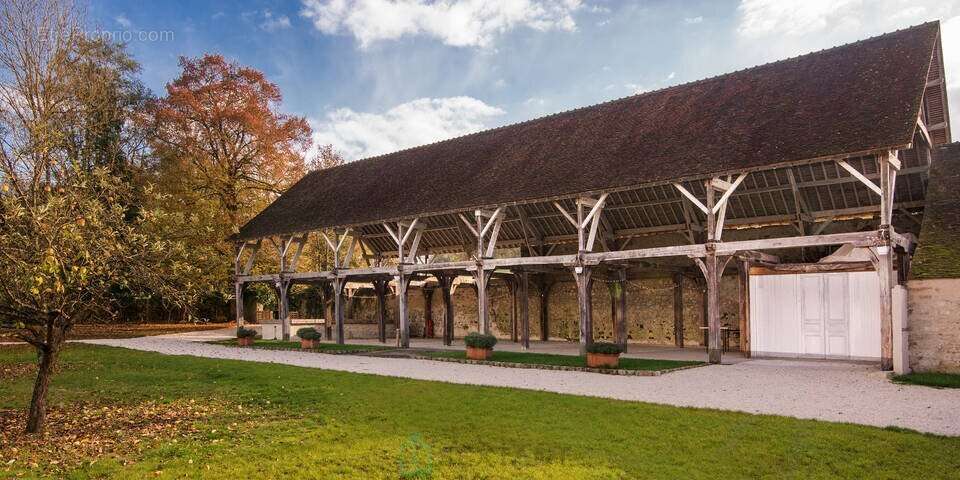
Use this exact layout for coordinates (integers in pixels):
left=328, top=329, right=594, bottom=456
left=82, top=335, right=960, bottom=436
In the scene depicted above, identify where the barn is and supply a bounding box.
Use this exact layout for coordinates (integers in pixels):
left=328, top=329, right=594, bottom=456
left=234, top=21, right=956, bottom=372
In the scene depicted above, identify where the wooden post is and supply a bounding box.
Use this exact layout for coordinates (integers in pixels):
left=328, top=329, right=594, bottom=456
left=704, top=245, right=722, bottom=364
left=673, top=272, right=684, bottom=347
left=538, top=276, right=553, bottom=341
left=396, top=274, right=411, bottom=348
left=508, top=277, right=519, bottom=342
left=423, top=286, right=435, bottom=338
left=877, top=155, right=896, bottom=371
left=518, top=270, right=530, bottom=350
left=436, top=273, right=455, bottom=346
left=700, top=278, right=709, bottom=347
left=373, top=278, right=389, bottom=343
left=704, top=179, right=722, bottom=364
left=333, top=277, right=345, bottom=344
left=234, top=281, right=244, bottom=327
left=473, top=267, right=492, bottom=334
left=277, top=279, right=291, bottom=341
left=573, top=266, right=593, bottom=355
left=738, top=260, right=751, bottom=356
left=609, top=268, right=628, bottom=353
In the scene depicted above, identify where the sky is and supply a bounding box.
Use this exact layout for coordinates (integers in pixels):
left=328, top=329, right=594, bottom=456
left=89, top=0, right=960, bottom=162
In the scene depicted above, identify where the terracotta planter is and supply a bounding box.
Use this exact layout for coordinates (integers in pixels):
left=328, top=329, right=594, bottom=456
left=466, top=346, right=492, bottom=360
left=237, top=337, right=254, bottom=347
left=586, top=352, right=620, bottom=368
left=300, top=338, right=318, bottom=349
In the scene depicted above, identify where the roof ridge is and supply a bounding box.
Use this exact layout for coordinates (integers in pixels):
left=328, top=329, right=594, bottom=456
left=314, top=20, right=939, bottom=171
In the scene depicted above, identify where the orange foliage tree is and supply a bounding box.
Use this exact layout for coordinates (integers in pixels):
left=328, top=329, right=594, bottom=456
left=145, top=54, right=311, bottom=234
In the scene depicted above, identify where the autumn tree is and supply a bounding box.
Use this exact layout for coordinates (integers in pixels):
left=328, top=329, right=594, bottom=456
left=145, top=54, right=311, bottom=234
left=0, top=0, right=190, bottom=433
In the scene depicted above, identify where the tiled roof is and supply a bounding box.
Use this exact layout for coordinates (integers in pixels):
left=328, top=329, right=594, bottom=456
left=239, top=22, right=940, bottom=240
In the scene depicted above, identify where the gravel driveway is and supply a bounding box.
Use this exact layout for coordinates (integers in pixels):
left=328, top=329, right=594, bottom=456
left=82, top=334, right=960, bottom=436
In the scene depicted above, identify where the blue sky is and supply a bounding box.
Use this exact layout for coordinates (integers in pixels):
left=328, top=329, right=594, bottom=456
left=89, top=0, right=960, bottom=161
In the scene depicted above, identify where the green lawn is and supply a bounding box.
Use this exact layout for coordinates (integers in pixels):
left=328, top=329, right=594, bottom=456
left=211, top=339, right=392, bottom=353
left=421, top=350, right=703, bottom=371
left=2, top=344, right=959, bottom=479
left=892, top=372, right=960, bottom=389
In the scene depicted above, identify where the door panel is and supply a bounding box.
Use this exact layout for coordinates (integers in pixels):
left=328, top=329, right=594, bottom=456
left=799, top=275, right=825, bottom=356
left=824, top=273, right=849, bottom=357
left=751, top=271, right=878, bottom=360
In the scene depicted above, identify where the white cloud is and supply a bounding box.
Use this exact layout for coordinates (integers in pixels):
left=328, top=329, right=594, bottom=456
left=736, top=0, right=960, bottom=119
left=310, top=96, right=504, bottom=160
left=666, top=71, right=675, bottom=80
left=261, top=10, right=292, bottom=31
left=299, top=0, right=582, bottom=48
left=624, top=83, right=647, bottom=94
left=114, top=14, right=132, bottom=28
left=737, top=0, right=957, bottom=38
left=683, top=16, right=703, bottom=25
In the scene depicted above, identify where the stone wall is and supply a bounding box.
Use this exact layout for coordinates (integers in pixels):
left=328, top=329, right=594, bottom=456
left=344, top=275, right=743, bottom=347
left=907, top=278, right=960, bottom=373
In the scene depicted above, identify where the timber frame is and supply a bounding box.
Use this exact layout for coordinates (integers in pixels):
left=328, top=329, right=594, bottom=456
left=234, top=142, right=928, bottom=368
left=232, top=23, right=950, bottom=370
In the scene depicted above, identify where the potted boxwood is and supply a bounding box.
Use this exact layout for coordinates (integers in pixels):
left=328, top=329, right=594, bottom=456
left=585, top=342, right=622, bottom=368
left=236, top=327, right=257, bottom=347
left=297, top=327, right=322, bottom=349
left=463, top=332, right=497, bottom=360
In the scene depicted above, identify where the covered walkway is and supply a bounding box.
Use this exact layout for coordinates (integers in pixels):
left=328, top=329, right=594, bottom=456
left=232, top=23, right=952, bottom=370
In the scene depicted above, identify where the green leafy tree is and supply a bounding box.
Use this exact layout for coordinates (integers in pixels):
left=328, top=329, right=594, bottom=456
left=0, top=0, right=188, bottom=433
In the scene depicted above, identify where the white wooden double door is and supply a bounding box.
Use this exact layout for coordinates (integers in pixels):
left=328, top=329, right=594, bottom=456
left=750, top=271, right=880, bottom=360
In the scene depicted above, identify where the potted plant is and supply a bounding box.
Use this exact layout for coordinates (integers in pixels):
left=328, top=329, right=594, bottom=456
left=463, top=332, right=497, bottom=360
left=236, top=327, right=257, bottom=347
left=585, top=342, right=622, bottom=368
left=297, top=327, right=321, bottom=349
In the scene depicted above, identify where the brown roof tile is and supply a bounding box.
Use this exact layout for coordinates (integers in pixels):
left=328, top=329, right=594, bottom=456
left=238, top=22, right=941, bottom=241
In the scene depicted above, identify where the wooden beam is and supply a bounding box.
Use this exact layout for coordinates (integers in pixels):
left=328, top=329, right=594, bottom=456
left=553, top=201, right=578, bottom=228
left=673, top=183, right=709, bottom=214
left=711, top=173, right=748, bottom=214
left=837, top=160, right=882, bottom=195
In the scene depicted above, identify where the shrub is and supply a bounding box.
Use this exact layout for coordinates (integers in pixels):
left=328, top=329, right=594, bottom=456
left=236, top=327, right=258, bottom=339
left=297, top=327, right=322, bottom=341
left=463, top=332, right=497, bottom=349
left=586, top=342, right=622, bottom=355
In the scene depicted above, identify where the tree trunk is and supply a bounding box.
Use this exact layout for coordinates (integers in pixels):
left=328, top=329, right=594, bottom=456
left=26, top=343, right=59, bottom=433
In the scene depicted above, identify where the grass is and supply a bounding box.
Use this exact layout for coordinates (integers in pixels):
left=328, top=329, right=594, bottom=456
left=1, top=344, right=959, bottom=479
left=421, top=350, right=703, bottom=371
left=210, top=339, right=392, bottom=353
left=892, top=372, right=960, bottom=389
